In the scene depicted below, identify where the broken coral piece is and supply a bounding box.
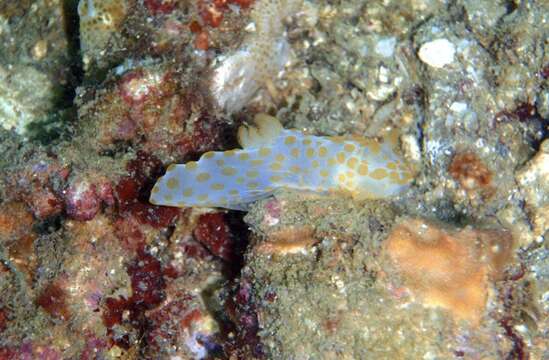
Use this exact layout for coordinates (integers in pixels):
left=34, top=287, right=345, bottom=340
left=383, top=218, right=514, bottom=324
left=254, top=225, right=317, bottom=255
left=210, top=0, right=303, bottom=113
left=150, top=114, right=414, bottom=210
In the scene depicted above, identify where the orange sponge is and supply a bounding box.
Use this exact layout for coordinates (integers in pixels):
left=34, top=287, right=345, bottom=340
left=384, top=218, right=514, bottom=324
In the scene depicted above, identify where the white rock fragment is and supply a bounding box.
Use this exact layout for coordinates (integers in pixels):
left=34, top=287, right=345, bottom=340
left=418, top=39, right=455, bottom=68
left=450, top=101, right=468, bottom=113
left=375, top=37, right=396, bottom=58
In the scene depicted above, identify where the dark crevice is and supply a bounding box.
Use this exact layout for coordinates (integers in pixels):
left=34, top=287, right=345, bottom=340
left=27, top=0, right=84, bottom=145
left=62, top=0, right=84, bottom=85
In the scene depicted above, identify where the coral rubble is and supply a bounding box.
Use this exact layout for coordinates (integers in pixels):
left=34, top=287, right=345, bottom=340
left=78, top=0, right=129, bottom=71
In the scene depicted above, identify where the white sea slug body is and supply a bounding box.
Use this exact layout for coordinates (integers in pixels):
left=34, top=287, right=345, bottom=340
left=150, top=115, right=414, bottom=210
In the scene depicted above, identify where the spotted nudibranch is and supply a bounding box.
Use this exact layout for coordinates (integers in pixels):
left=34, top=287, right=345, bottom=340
left=150, top=115, right=414, bottom=210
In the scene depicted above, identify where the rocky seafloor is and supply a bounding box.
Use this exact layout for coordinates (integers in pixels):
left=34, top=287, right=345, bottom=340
left=0, top=0, right=547, bottom=359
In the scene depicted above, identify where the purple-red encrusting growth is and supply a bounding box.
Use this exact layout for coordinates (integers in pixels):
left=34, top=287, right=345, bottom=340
left=194, top=213, right=236, bottom=262
left=144, top=0, right=178, bottom=15
left=102, top=249, right=168, bottom=349
left=64, top=180, right=100, bottom=221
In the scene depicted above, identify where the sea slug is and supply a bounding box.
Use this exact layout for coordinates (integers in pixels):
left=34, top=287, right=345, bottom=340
left=150, top=115, right=414, bottom=210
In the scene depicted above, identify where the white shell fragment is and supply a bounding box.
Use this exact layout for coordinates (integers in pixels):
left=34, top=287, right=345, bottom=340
left=418, top=39, right=456, bottom=68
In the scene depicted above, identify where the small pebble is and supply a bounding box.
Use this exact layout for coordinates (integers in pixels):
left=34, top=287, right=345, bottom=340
left=418, top=38, right=455, bottom=68
left=31, top=39, right=48, bottom=60
left=375, top=37, right=396, bottom=58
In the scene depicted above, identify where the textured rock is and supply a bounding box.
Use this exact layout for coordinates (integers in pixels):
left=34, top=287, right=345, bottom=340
left=78, top=0, right=129, bottom=71
left=0, top=64, right=55, bottom=135
left=407, top=11, right=545, bottom=225
left=0, top=0, right=547, bottom=358
left=243, top=199, right=518, bottom=359
left=516, top=139, right=549, bottom=243
left=0, top=0, right=75, bottom=137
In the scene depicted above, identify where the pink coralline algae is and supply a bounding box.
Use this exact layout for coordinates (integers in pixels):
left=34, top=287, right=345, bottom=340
left=0, top=342, right=63, bottom=360
left=64, top=177, right=114, bottom=221
left=92, top=64, right=225, bottom=160
left=198, top=0, right=254, bottom=28
left=262, top=199, right=282, bottom=226
left=224, top=276, right=263, bottom=357
left=145, top=289, right=223, bottom=358
left=114, top=151, right=181, bottom=229
left=194, top=213, right=238, bottom=262
left=36, top=280, right=71, bottom=321
left=101, top=249, right=168, bottom=349
left=2, top=159, right=69, bottom=220
left=28, top=188, right=64, bottom=220
left=118, top=69, right=165, bottom=107
left=0, top=0, right=296, bottom=357
left=144, top=0, right=178, bottom=15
